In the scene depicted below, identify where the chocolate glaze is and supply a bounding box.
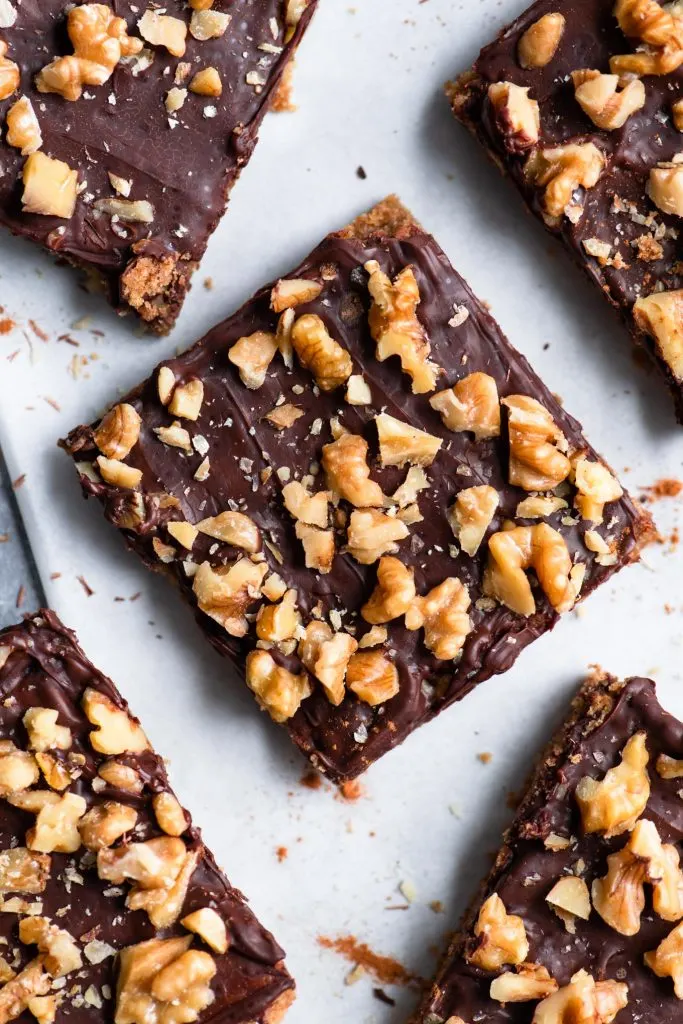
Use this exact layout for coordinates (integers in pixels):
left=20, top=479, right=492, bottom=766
left=451, top=0, right=683, bottom=416
left=61, top=223, right=650, bottom=783
left=419, top=676, right=683, bottom=1024
left=0, top=0, right=316, bottom=329
left=0, top=611, right=293, bottom=1024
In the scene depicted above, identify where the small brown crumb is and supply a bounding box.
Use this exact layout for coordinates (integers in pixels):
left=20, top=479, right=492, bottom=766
left=429, top=900, right=445, bottom=914
left=77, top=576, right=94, bottom=597
left=12, top=474, right=26, bottom=490
left=28, top=320, right=48, bottom=341
left=15, top=585, right=25, bottom=609
left=0, top=533, right=9, bottom=543
left=372, top=988, right=396, bottom=1006
left=50, top=572, right=61, bottom=580
left=632, top=235, right=664, bottom=262
left=0, top=318, right=15, bottom=334
left=317, top=935, right=417, bottom=987
left=640, top=478, right=683, bottom=502
left=356, top=166, right=367, bottom=179
left=203, top=277, right=213, bottom=290
left=338, top=780, right=365, bottom=802
left=478, top=752, right=493, bottom=764
left=299, top=770, right=322, bottom=790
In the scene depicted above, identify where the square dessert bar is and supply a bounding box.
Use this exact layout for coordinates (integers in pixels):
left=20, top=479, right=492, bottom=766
left=416, top=672, right=683, bottom=1024
left=0, top=0, right=317, bottom=333
left=61, top=197, right=653, bottom=783
left=448, top=0, right=683, bottom=418
left=0, top=611, right=294, bottom=1024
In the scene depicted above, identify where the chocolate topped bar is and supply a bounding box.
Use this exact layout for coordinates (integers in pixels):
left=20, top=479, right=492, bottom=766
left=0, top=610, right=294, bottom=1024
left=416, top=672, right=683, bottom=1024
left=0, top=0, right=316, bottom=332
left=60, top=197, right=653, bottom=783
left=448, top=0, right=683, bottom=418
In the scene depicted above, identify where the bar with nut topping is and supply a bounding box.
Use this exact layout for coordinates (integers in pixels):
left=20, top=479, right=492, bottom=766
left=0, top=610, right=295, bottom=1024
left=60, top=196, right=652, bottom=783
left=448, top=0, right=683, bottom=419
left=0, top=0, right=316, bottom=333
left=416, top=671, right=683, bottom=1024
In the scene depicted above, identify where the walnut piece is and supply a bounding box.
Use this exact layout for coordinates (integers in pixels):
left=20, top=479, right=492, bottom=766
left=290, top=314, right=352, bottom=391
left=282, top=481, right=330, bottom=528
left=26, top=792, right=87, bottom=854
left=572, top=70, right=645, bottom=129
left=245, top=650, right=311, bottom=723
left=256, top=589, right=300, bottom=644
left=0, top=848, right=50, bottom=894
left=19, top=917, right=82, bottom=977
left=0, top=741, right=39, bottom=796
left=490, top=963, right=558, bottom=1003
left=467, top=894, right=529, bottom=971
left=576, top=732, right=650, bottom=838
left=488, top=81, right=540, bottom=152
left=484, top=523, right=582, bottom=617
left=345, top=374, right=372, bottom=406
left=634, top=290, right=683, bottom=380
left=154, top=422, right=192, bottom=453
left=645, top=921, right=683, bottom=998
left=532, top=969, right=628, bottom=1024
left=115, top=936, right=216, bottom=1024
left=571, top=456, right=623, bottom=524
left=449, top=485, right=499, bottom=556
left=22, top=152, right=78, bottom=219
left=228, top=331, right=277, bottom=389
left=323, top=434, right=383, bottom=507
left=97, top=456, right=142, bottom=490
left=365, top=260, right=440, bottom=394
left=265, top=402, right=303, bottom=430
left=23, top=708, right=71, bottom=753
left=295, top=523, right=336, bottom=573
left=79, top=801, right=138, bottom=851
left=362, top=556, right=415, bottom=624
left=648, top=161, right=683, bottom=218
left=98, top=759, right=143, bottom=793
left=167, top=521, right=197, bottom=551
left=189, top=9, right=230, bottom=40
left=6, top=96, right=42, bottom=155
left=0, top=960, right=51, bottom=1024
left=196, top=511, right=260, bottom=553
left=271, top=278, right=322, bottom=312
left=99, top=837, right=198, bottom=929
left=153, top=793, right=187, bottom=837
left=94, top=403, right=141, bottom=460
left=192, top=559, right=267, bottom=637
left=525, top=143, right=605, bottom=219
left=611, top=0, right=683, bottom=78
left=35, top=752, right=70, bottom=792
left=82, top=688, right=149, bottom=757
left=0, top=39, right=19, bottom=101
left=405, top=577, right=471, bottom=660
left=503, top=395, right=570, bottom=490
left=375, top=412, right=442, bottom=468
left=346, top=509, right=409, bottom=564
left=673, top=97, right=683, bottom=131
left=298, top=623, right=357, bottom=705
left=189, top=66, right=222, bottom=97
left=429, top=372, right=501, bottom=440
left=657, top=754, right=683, bottom=779
left=346, top=651, right=399, bottom=706
left=545, top=876, right=591, bottom=933
left=181, top=908, right=228, bottom=954
left=138, top=10, right=187, bottom=56
left=168, top=380, right=203, bottom=422
left=518, top=13, right=565, bottom=68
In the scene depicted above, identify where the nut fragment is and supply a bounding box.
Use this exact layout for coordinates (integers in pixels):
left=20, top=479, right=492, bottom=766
left=648, top=162, right=683, bottom=218
left=168, top=380, right=204, bottom=421
left=366, top=261, right=440, bottom=393
left=98, top=759, right=143, bottom=793
left=271, top=278, right=323, bottom=312
left=79, top=802, right=137, bottom=850
left=0, top=960, right=50, bottom=1024
left=246, top=650, right=311, bottom=723
left=611, top=0, right=683, bottom=77
left=154, top=422, right=192, bottom=453
left=189, top=9, right=231, bottom=40
left=0, top=848, right=50, bottom=894
left=295, top=523, right=335, bottom=573
left=157, top=367, right=175, bottom=405
left=196, top=512, right=260, bottom=553
left=189, top=67, right=222, bottom=96
left=634, top=290, right=683, bottom=380
left=0, top=39, right=19, bottom=101
left=576, top=732, right=650, bottom=838
left=19, top=917, right=82, bottom=977
left=518, top=13, right=565, bottom=68
left=532, top=969, right=628, bottom=1024
left=167, top=521, right=197, bottom=551
left=22, top=152, right=78, bottom=219
left=138, top=10, right=187, bottom=56
left=192, top=558, right=267, bottom=637
left=282, top=481, right=330, bottom=527
left=6, top=97, right=43, bottom=155
left=264, top=403, right=303, bottom=430
left=657, top=753, right=683, bottom=779
left=290, top=314, right=353, bottom=391
left=94, top=197, right=154, bottom=223
left=346, top=509, right=409, bottom=564
left=153, top=793, right=187, bottom=837
left=323, top=434, right=383, bottom=507
left=503, top=395, right=570, bottom=491
left=525, top=143, right=605, bottom=219
left=430, top=373, right=501, bottom=440
left=35, top=752, right=70, bottom=792
left=488, top=81, right=540, bottom=152
left=0, top=741, right=39, bottom=796
left=228, top=331, right=278, bottom=389
left=346, top=651, right=399, bottom=706
left=23, top=708, right=71, bottom=752
left=572, top=70, right=645, bottom=130
left=298, top=623, right=357, bottom=705
left=99, top=838, right=198, bottom=929
left=490, top=963, right=559, bottom=1003
left=94, top=403, right=141, bottom=460
left=572, top=456, right=623, bottom=524
left=375, top=413, right=442, bottom=468
left=546, top=876, right=591, bottom=933
left=26, top=792, right=87, bottom=854
left=645, top=921, right=683, bottom=998
left=484, top=523, right=580, bottom=617
left=449, top=485, right=499, bottom=557
left=97, top=457, right=143, bottom=490
left=361, top=556, right=416, bottom=623
left=405, top=577, right=472, bottom=660
left=115, top=936, right=215, bottom=1024
left=181, top=908, right=228, bottom=954
left=256, top=589, right=300, bottom=643
left=467, top=894, right=529, bottom=971
left=673, top=97, right=683, bottom=131
left=345, top=375, right=372, bottom=406
left=82, top=688, right=150, bottom=755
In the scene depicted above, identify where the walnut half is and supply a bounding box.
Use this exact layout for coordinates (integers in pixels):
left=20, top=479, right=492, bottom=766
left=430, top=372, right=501, bottom=440
left=502, top=395, right=570, bottom=491
left=575, top=731, right=650, bottom=838
left=115, top=936, right=215, bottom=1024
left=532, top=969, right=628, bottom=1024
left=246, top=650, right=311, bottom=723
left=405, top=577, right=472, bottom=661
left=467, top=894, right=529, bottom=971
left=484, top=523, right=582, bottom=617
left=572, top=70, right=645, bottom=130
left=525, top=143, right=605, bottom=220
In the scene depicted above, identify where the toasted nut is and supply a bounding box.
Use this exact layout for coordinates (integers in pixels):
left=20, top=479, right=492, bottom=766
left=0, top=741, right=39, bottom=796
left=19, top=917, right=81, bottom=977
left=138, top=10, right=187, bottom=55
left=375, top=413, right=442, bottom=467
left=23, top=708, right=71, bottom=752
left=165, top=86, right=186, bottom=113
left=0, top=848, right=50, bottom=894
left=181, top=908, right=228, bottom=954
left=657, top=754, right=683, bottom=779
left=197, top=511, right=260, bottom=553
left=532, top=969, right=628, bottom=1024
left=22, top=151, right=78, bottom=219
left=516, top=495, right=567, bottom=518
left=107, top=841, right=198, bottom=929
left=518, top=13, right=565, bottom=67
left=6, top=96, right=42, bottom=155
left=362, top=556, right=416, bottom=623
left=189, top=67, right=222, bottom=96
left=392, top=465, right=429, bottom=509
left=82, top=688, right=150, bottom=755
left=366, top=261, right=440, bottom=393
left=94, top=403, right=141, bottom=460
left=228, top=331, right=277, bottom=389
left=611, top=0, right=683, bottom=77
left=275, top=308, right=294, bottom=368
left=572, top=70, right=645, bottom=129
left=0, top=960, right=51, bottom=1023
left=271, top=278, right=323, bottom=312
left=262, top=573, right=287, bottom=602
left=0, top=39, right=19, bottom=100
left=97, top=457, right=143, bottom=489
left=153, top=537, right=176, bottom=564
left=346, top=509, right=409, bottom=564
left=153, top=793, right=187, bottom=837
left=115, top=936, right=215, bottom=1024
left=298, top=623, right=357, bottom=705
left=157, top=367, right=176, bottom=405
left=648, top=161, right=683, bottom=217
left=634, top=290, right=683, bottom=380
left=167, top=521, right=197, bottom=550
left=189, top=9, right=230, bottom=39
left=358, top=625, right=388, bottom=648
left=546, top=876, right=591, bottom=932
left=467, top=894, right=529, bottom=971
left=35, top=752, right=71, bottom=792
left=152, top=949, right=216, bottom=1003
left=282, top=481, right=330, bottom=527
left=346, top=375, right=372, bottom=406
left=285, top=0, right=309, bottom=37
left=154, top=421, right=192, bottom=452
left=256, top=589, right=300, bottom=643
left=430, top=373, right=500, bottom=440
left=0, top=646, right=10, bottom=671
left=571, top=456, right=623, bottom=524
left=503, top=395, right=570, bottom=490
left=26, top=792, right=87, bottom=854
left=346, top=651, right=399, bottom=706
left=27, top=995, right=58, bottom=1024
left=265, top=403, right=303, bottom=430
left=168, top=380, right=203, bottom=421
left=36, top=3, right=143, bottom=101
left=484, top=523, right=580, bottom=617
left=192, top=558, right=267, bottom=637
left=645, top=920, right=683, bottom=998
left=323, top=434, right=383, bottom=507
left=449, top=485, right=499, bottom=556
left=94, top=197, right=154, bottom=223
left=98, top=759, right=143, bottom=793
left=295, top=523, right=336, bottom=573
left=246, top=650, right=311, bottom=723
left=405, top=577, right=471, bottom=660
left=491, top=963, right=558, bottom=1003
left=488, top=81, right=540, bottom=152
left=7, top=790, right=59, bottom=814
left=673, top=97, right=683, bottom=131
left=290, top=314, right=352, bottom=391
left=79, top=802, right=138, bottom=851
left=576, top=732, right=650, bottom=838
left=525, top=143, right=605, bottom=219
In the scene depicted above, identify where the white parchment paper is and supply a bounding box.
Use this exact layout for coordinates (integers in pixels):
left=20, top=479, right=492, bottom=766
left=1, top=1, right=683, bottom=1020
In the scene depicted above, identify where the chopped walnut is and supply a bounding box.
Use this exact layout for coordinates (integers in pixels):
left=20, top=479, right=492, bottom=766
left=97, top=456, right=143, bottom=490
left=346, top=509, right=409, bottom=564
left=375, top=412, right=442, bottom=468
left=35, top=752, right=70, bottom=792
left=28, top=995, right=58, bottom=1024
left=181, top=908, right=228, bottom=954
left=532, top=969, right=628, bottom=1024
left=346, top=651, right=399, bottom=706
left=167, top=521, right=197, bottom=551
left=282, top=481, right=330, bottom=528
left=484, top=523, right=581, bottom=616
left=467, top=894, right=529, bottom=971
left=36, top=3, right=143, bottom=100
left=0, top=960, right=51, bottom=1024
left=0, top=741, right=39, bottom=796
left=196, top=511, right=260, bottom=553
left=634, top=290, right=683, bottom=380
left=98, top=759, right=143, bottom=793
left=525, top=143, right=605, bottom=220
left=361, top=556, right=416, bottom=624
left=157, top=367, right=175, bottom=405
left=503, top=395, right=570, bottom=490
left=245, top=650, right=311, bottom=723
left=366, top=260, right=440, bottom=393
left=488, top=81, right=540, bottom=152
left=546, top=876, right=591, bottom=933
left=256, top=589, right=300, bottom=643
left=95, top=197, right=154, bottom=223
left=0, top=39, right=19, bottom=101
left=657, top=754, right=683, bottom=779
left=94, top=403, right=141, bottom=460
left=0, top=848, right=50, bottom=894
left=648, top=162, right=683, bottom=218
left=26, top=792, right=87, bottom=854
left=572, top=70, right=645, bottom=129
left=673, top=97, right=683, bottom=131
left=189, top=9, right=230, bottom=39
left=518, top=12, right=565, bottom=68
left=6, top=96, right=42, bottom=155
left=405, top=577, right=471, bottom=660
left=83, top=688, right=149, bottom=756
left=322, top=434, right=383, bottom=507
left=138, top=10, right=187, bottom=56
left=449, top=485, right=499, bottom=557
left=228, top=331, right=278, bottom=389
left=576, top=732, right=650, bottom=838
left=189, top=66, right=222, bottom=97
left=430, top=372, right=501, bottom=440
left=168, top=379, right=203, bottom=421
left=572, top=456, right=623, bottom=524
left=345, top=375, right=372, bottom=406
left=290, top=314, right=352, bottom=391
left=22, top=151, right=78, bottom=219
left=295, top=523, right=335, bottom=573
left=115, top=936, right=215, bottom=1024
left=192, top=558, right=267, bottom=637
left=153, top=793, right=187, bottom=837
left=271, top=278, right=323, bottom=312
left=23, top=708, right=71, bottom=752
left=100, top=838, right=198, bottom=929
left=298, top=623, right=357, bottom=705
left=490, top=963, right=558, bottom=1003
left=265, top=403, right=303, bottom=430
left=611, top=0, right=683, bottom=77
left=79, top=801, right=138, bottom=851
left=516, top=495, right=567, bottom=519
left=645, top=921, right=683, bottom=998
left=154, top=421, right=192, bottom=452
left=19, top=917, right=82, bottom=977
